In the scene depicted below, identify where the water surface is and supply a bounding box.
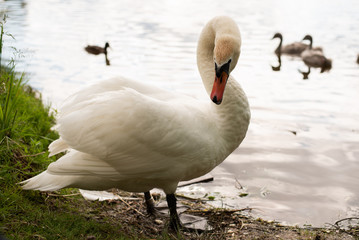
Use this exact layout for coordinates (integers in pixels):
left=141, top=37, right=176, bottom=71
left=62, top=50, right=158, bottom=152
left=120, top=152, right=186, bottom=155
left=1, top=0, right=359, bottom=227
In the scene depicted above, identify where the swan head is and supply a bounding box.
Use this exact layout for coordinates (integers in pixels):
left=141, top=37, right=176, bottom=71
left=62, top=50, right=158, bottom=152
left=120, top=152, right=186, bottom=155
left=104, top=42, right=111, bottom=54
left=210, top=35, right=241, bottom=105
left=272, top=32, right=283, bottom=40
left=302, top=35, right=313, bottom=48
left=302, top=35, right=313, bottom=42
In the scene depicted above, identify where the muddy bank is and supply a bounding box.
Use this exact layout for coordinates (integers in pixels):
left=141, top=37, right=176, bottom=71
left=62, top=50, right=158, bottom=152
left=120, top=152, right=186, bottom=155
left=68, top=190, right=359, bottom=240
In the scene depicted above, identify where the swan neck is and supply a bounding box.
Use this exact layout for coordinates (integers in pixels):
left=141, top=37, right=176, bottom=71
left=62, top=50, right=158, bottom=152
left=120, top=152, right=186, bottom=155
left=277, top=36, right=283, bottom=49
left=213, top=78, right=250, bottom=152
left=196, top=17, right=250, bottom=152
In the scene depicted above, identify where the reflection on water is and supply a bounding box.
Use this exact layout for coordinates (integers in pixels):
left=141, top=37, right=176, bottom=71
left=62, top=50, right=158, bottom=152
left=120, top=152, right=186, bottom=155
left=105, top=54, right=110, bottom=66
left=1, top=0, right=359, bottom=227
left=298, top=66, right=311, bottom=80
left=273, top=51, right=332, bottom=80
left=271, top=54, right=281, bottom=72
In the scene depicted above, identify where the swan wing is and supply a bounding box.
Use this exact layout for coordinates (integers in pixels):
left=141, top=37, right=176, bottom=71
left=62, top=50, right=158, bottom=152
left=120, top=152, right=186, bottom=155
left=60, top=77, right=181, bottom=115
left=56, top=84, right=218, bottom=180
left=302, top=50, right=326, bottom=67
left=282, top=42, right=307, bottom=55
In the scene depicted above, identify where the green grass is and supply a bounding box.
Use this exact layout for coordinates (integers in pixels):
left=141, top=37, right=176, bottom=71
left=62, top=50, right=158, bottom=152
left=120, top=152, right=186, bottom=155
left=0, top=59, right=130, bottom=240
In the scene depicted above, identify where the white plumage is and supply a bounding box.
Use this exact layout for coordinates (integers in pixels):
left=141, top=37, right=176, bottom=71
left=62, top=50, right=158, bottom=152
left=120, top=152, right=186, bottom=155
left=21, top=16, right=250, bottom=230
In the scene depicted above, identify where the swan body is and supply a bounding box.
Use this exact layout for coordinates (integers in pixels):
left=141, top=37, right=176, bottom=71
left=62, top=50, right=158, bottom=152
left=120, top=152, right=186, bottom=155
left=21, top=16, right=250, bottom=230
left=301, top=35, right=331, bottom=72
left=301, top=50, right=332, bottom=72
left=272, top=33, right=308, bottom=56
left=272, top=33, right=322, bottom=56
left=85, top=42, right=110, bottom=55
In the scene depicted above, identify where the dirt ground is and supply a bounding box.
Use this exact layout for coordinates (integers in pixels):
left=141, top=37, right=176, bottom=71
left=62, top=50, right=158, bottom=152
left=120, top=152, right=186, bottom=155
left=71, top=190, right=359, bottom=240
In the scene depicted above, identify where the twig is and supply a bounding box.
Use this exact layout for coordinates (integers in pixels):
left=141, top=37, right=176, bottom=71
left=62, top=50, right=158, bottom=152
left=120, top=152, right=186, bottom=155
left=238, top=219, right=244, bottom=231
left=175, top=193, right=201, bottom=201
left=178, top=177, right=214, bottom=187
left=335, top=217, right=359, bottom=226
left=235, top=177, right=243, bottom=190
left=186, top=207, right=252, bottom=214
left=47, top=193, right=81, bottom=197
left=20, top=151, right=46, bottom=158
left=119, top=197, right=143, bottom=201
left=115, top=194, right=145, bottom=216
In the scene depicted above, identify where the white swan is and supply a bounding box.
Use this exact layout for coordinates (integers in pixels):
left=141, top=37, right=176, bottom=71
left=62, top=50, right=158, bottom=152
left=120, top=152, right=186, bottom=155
left=20, top=16, right=250, bottom=231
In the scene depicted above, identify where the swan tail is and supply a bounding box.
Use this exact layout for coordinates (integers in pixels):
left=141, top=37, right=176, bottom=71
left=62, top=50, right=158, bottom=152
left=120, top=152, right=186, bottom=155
left=48, top=138, right=69, bottom=157
left=20, top=150, right=121, bottom=191
left=20, top=171, right=74, bottom=191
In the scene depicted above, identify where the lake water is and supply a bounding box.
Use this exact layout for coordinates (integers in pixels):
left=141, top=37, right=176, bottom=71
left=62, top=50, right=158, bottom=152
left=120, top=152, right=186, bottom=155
left=1, top=0, right=359, bottom=227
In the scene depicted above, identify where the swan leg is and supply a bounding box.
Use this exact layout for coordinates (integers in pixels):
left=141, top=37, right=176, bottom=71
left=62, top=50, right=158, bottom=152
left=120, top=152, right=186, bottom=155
left=166, top=193, right=181, bottom=231
left=144, top=191, right=156, bottom=216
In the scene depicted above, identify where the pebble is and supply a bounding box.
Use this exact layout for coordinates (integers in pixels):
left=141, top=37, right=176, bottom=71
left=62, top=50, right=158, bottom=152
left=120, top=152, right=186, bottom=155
left=154, top=219, right=163, bottom=225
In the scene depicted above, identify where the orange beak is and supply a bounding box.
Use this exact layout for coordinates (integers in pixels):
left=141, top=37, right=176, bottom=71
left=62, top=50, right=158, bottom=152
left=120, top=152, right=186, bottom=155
left=210, top=71, right=229, bottom=105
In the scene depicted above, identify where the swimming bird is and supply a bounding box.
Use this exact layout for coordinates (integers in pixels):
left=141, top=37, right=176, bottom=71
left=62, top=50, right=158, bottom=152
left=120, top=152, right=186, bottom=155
left=301, top=35, right=323, bottom=52
left=84, top=42, right=110, bottom=55
left=272, top=33, right=309, bottom=56
left=272, top=33, right=322, bottom=56
left=301, top=36, right=331, bottom=73
left=20, top=16, right=250, bottom=231
left=301, top=51, right=332, bottom=73
left=357, top=54, right=359, bottom=64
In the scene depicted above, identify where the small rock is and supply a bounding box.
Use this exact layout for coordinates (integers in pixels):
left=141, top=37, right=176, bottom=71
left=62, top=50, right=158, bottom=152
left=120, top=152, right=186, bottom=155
left=154, top=219, right=163, bottom=225
left=152, top=193, right=161, bottom=201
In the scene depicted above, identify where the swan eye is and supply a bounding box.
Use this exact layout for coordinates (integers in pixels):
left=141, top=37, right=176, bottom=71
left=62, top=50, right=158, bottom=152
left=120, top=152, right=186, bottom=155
left=215, top=59, right=232, bottom=78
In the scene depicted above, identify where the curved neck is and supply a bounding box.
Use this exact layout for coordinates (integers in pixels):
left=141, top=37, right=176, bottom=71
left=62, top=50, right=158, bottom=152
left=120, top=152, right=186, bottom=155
left=196, top=17, right=250, bottom=152
left=305, top=36, right=313, bottom=49
left=104, top=43, right=109, bottom=54
left=275, top=36, right=283, bottom=54
left=308, top=39, right=313, bottom=49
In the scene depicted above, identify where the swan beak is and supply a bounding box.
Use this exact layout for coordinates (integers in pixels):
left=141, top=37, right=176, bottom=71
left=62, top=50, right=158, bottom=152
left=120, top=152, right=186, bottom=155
left=211, top=60, right=231, bottom=105
left=210, top=71, right=229, bottom=105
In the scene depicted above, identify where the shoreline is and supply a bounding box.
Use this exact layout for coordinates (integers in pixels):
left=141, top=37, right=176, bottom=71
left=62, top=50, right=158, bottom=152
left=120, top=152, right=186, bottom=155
left=31, top=189, right=359, bottom=240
